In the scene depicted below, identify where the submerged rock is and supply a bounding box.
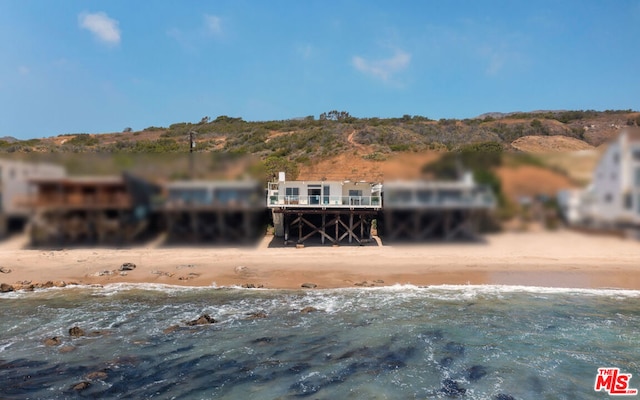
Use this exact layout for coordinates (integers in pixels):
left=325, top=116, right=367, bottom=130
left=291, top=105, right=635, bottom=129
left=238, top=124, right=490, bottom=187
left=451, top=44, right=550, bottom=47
left=467, top=365, right=488, bottom=381
left=246, top=311, right=268, bottom=319
left=68, top=326, right=85, bottom=337
left=186, top=314, right=217, bottom=326
left=300, top=306, right=319, bottom=313
left=441, top=379, right=466, bottom=397
left=71, top=381, right=91, bottom=391
left=59, top=345, right=76, bottom=354
left=444, top=341, right=465, bottom=356
left=495, top=395, right=516, bottom=400
left=86, top=371, right=108, bottom=380
left=163, top=325, right=181, bottom=334
left=44, top=337, right=61, bottom=346
left=439, top=356, right=454, bottom=368
left=88, top=330, right=111, bottom=337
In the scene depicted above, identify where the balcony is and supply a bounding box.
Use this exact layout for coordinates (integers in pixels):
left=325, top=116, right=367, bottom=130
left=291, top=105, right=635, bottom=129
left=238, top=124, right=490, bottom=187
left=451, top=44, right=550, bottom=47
left=268, top=195, right=382, bottom=209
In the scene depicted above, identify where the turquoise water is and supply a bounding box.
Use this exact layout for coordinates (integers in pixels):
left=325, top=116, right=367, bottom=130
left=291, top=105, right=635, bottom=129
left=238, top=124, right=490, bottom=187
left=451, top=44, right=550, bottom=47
left=1, top=285, right=640, bottom=399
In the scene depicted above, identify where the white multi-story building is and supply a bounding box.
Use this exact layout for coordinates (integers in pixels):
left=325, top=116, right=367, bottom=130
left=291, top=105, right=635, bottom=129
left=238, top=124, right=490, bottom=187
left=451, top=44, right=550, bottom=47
left=0, top=158, right=66, bottom=236
left=559, top=128, right=640, bottom=228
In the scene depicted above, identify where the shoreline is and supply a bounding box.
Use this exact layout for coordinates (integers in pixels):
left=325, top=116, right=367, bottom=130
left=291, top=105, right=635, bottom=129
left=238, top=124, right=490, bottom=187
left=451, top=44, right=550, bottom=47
left=1, top=230, right=640, bottom=292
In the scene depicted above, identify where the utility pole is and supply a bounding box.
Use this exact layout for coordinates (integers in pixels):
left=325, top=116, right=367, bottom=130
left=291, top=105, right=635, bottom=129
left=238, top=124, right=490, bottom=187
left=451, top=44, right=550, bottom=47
left=188, top=131, right=196, bottom=179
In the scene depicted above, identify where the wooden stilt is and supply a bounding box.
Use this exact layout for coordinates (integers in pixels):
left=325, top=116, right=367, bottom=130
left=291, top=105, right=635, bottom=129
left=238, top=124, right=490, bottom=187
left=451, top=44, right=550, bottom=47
left=321, top=213, right=326, bottom=245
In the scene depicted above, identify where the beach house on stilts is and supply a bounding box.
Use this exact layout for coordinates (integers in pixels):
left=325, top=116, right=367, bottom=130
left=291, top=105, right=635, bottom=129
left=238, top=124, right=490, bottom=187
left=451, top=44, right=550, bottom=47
left=161, top=180, right=267, bottom=244
left=378, top=172, right=496, bottom=242
left=26, top=173, right=160, bottom=246
left=267, top=172, right=381, bottom=246
left=0, top=158, right=66, bottom=238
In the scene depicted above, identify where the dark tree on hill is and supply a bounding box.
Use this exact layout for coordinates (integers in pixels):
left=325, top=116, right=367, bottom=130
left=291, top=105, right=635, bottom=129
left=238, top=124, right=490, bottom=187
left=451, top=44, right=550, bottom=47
left=319, top=110, right=355, bottom=122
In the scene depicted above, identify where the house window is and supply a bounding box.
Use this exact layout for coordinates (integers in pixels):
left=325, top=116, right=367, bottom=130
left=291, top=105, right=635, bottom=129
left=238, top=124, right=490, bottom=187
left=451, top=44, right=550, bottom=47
left=604, top=193, right=613, bottom=203
left=633, top=150, right=640, bottom=161
left=635, top=168, right=640, bottom=188
left=625, top=193, right=633, bottom=209
left=285, top=187, right=299, bottom=197
left=613, top=153, right=620, bottom=164
left=348, top=189, right=363, bottom=205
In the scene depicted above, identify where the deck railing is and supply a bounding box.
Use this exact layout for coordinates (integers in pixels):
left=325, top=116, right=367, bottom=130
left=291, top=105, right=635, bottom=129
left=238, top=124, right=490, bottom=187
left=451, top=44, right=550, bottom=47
left=268, top=195, right=382, bottom=208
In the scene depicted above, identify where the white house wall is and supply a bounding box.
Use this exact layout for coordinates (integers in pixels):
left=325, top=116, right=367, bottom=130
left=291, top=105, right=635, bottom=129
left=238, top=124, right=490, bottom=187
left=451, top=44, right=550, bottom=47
left=0, top=159, right=66, bottom=216
left=592, top=141, right=622, bottom=223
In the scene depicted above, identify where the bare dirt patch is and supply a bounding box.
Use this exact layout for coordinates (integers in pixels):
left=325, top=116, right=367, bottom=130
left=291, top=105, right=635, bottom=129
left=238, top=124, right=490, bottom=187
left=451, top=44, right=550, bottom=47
left=297, top=151, right=442, bottom=182
left=495, top=165, right=576, bottom=202
left=511, top=136, right=594, bottom=153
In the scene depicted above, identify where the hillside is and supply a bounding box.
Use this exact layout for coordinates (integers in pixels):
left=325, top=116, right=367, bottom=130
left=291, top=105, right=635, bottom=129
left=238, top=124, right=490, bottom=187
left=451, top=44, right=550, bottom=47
left=510, top=136, right=595, bottom=153
left=0, top=110, right=637, bottom=182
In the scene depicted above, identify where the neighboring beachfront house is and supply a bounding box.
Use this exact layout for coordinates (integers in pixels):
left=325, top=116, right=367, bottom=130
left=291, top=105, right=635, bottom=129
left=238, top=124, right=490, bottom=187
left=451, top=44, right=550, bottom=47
left=165, top=180, right=264, bottom=209
left=378, top=172, right=496, bottom=241
left=27, top=174, right=159, bottom=246
left=162, top=180, right=267, bottom=243
left=570, top=128, right=640, bottom=228
left=382, top=172, right=495, bottom=210
left=0, top=158, right=66, bottom=237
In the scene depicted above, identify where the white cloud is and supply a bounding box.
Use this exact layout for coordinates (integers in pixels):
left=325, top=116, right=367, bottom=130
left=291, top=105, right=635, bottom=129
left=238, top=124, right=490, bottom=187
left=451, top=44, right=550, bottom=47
left=78, top=12, right=121, bottom=46
left=352, top=49, right=411, bottom=81
left=204, top=14, right=222, bottom=36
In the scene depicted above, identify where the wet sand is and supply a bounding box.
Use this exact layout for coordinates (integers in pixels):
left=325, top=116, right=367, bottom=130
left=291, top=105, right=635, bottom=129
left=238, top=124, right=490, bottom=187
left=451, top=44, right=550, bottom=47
left=0, top=230, right=639, bottom=291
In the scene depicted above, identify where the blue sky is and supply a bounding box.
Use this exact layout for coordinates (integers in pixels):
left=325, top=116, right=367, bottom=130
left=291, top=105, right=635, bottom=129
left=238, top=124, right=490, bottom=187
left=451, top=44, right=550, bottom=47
left=1, top=1, right=639, bottom=139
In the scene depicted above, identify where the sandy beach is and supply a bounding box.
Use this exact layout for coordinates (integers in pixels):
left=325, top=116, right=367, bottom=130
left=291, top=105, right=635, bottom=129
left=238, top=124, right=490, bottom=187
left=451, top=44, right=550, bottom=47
left=0, top=230, right=639, bottom=291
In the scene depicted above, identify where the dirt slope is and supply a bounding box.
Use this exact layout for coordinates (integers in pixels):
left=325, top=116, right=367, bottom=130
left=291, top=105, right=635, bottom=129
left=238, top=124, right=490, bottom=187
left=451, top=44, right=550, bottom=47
left=496, top=165, right=576, bottom=202
left=511, top=136, right=594, bottom=153
left=297, top=151, right=441, bottom=182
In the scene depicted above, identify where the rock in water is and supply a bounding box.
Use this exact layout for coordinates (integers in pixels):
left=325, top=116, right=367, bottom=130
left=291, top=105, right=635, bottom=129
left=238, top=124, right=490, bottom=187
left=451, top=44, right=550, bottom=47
left=163, top=325, right=181, bottom=334
left=68, top=326, right=85, bottom=337
left=44, top=337, right=62, bottom=346
left=119, top=262, right=136, bottom=271
left=86, top=371, right=108, bottom=380
left=441, top=379, right=466, bottom=397
left=246, top=311, right=268, bottom=319
left=300, top=306, right=319, bottom=313
left=71, top=381, right=91, bottom=391
left=186, top=314, right=217, bottom=326
left=467, top=365, right=488, bottom=381
left=495, top=395, right=516, bottom=400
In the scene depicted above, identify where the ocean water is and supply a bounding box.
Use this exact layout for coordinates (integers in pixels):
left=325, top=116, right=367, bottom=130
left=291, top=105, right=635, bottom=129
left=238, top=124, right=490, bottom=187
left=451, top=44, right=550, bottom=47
left=1, top=285, right=640, bottom=399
